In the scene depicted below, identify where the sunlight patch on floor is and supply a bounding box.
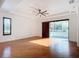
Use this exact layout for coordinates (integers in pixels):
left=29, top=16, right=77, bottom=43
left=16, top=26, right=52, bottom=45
left=29, top=38, right=51, bottom=47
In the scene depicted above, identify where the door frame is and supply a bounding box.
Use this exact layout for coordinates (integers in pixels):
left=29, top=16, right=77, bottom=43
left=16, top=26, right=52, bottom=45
left=48, top=19, right=69, bottom=22
left=42, top=19, right=69, bottom=39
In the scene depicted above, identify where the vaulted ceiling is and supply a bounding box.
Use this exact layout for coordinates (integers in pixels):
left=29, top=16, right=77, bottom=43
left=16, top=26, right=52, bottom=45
left=0, top=0, right=79, bottom=16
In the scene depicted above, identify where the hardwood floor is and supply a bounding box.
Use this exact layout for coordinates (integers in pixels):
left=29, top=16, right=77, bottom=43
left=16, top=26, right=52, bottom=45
left=0, top=36, right=79, bottom=58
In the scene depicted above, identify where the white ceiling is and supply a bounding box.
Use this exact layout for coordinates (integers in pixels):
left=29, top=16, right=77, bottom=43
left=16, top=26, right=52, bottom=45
left=0, top=0, right=79, bottom=16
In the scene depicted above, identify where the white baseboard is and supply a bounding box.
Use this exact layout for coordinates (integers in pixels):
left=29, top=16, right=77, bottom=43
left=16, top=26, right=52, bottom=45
left=0, top=36, right=41, bottom=43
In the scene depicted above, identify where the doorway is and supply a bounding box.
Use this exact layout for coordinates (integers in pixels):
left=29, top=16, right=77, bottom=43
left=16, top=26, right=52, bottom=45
left=49, top=19, right=69, bottom=41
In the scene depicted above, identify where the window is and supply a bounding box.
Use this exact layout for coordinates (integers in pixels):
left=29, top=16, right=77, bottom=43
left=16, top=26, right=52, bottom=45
left=3, top=17, right=11, bottom=35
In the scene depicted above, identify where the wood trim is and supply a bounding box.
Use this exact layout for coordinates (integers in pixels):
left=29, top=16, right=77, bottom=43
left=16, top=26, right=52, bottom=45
left=43, top=19, right=69, bottom=22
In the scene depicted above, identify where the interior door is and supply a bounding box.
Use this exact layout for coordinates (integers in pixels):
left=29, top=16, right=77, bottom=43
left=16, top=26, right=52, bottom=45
left=42, top=22, right=49, bottom=38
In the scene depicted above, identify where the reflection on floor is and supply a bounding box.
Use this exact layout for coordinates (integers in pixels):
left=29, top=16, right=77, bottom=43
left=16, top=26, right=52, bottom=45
left=0, top=36, right=79, bottom=58
left=50, top=37, right=70, bottom=57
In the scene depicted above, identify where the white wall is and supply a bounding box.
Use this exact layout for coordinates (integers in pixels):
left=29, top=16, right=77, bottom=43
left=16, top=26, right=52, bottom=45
left=41, top=11, right=78, bottom=42
left=0, top=7, right=78, bottom=46
left=77, top=7, right=79, bottom=46
left=0, top=10, right=41, bottom=42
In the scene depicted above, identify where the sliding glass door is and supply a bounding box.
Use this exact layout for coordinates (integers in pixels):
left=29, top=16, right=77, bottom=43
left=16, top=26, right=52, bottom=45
left=49, top=20, right=69, bottom=40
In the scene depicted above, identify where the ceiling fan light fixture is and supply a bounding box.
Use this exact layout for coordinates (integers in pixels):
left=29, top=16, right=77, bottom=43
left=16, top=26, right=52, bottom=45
left=33, top=8, right=49, bottom=17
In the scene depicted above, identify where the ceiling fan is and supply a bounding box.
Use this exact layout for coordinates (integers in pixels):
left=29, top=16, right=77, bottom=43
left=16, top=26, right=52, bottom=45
left=33, top=8, right=49, bottom=17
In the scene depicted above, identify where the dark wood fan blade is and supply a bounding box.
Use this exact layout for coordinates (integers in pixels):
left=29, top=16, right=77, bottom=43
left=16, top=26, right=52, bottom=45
left=42, top=10, right=47, bottom=13
left=41, top=13, right=46, bottom=16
